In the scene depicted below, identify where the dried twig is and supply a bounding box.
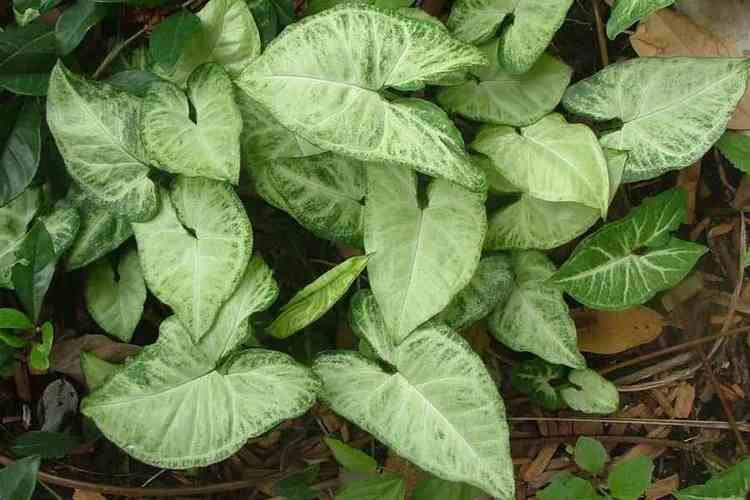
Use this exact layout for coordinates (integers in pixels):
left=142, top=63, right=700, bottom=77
left=511, top=435, right=695, bottom=451
left=508, top=416, right=750, bottom=433
left=590, top=0, right=609, bottom=66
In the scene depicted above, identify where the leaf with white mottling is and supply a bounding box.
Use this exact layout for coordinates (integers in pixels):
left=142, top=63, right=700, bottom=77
left=158, top=0, right=261, bottom=86
left=47, top=62, right=158, bottom=219
left=472, top=114, right=610, bottom=216
left=489, top=251, right=585, bottom=368
left=510, top=358, right=567, bottom=411
left=607, top=0, right=674, bottom=39
left=85, top=249, right=146, bottom=342
left=237, top=4, right=488, bottom=191
left=40, top=205, right=80, bottom=257
left=446, top=0, right=516, bottom=45
left=562, top=58, right=750, bottom=181
left=143, top=64, right=241, bottom=184
left=438, top=41, right=571, bottom=126
left=253, top=153, right=365, bottom=247
left=133, top=177, right=251, bottom=340
left=365, top=165, right=486, bottom=342
left=268, top=255, right=368, bottom=339
left=552, top=188, right=707, bottom=310
left=0, top=188, right=40, bottom=288
left=313, top=319, right=514, bottom=498
left=437, top=254, right=514, bottom=331
left=560, top=369, right=619, bottom=414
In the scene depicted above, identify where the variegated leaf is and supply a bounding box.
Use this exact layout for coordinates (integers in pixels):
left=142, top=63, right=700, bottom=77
left=40, top=205, right=80, bottom=257
left=606, top=0, right=674, bottom=39
left=560, top=369, right=619, bottom=414
left=446, top=0, right=516, bottom=45
left=0, top=188, right=39, bottom=288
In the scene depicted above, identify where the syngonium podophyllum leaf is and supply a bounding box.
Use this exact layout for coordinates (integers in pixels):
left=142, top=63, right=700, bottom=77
left=314, top=296, right=514, bottom=499
left=143, top=64, right=242, bottom=184
left=437, top=254, right=514, bottom=331
left=133, top=177, right=252, bottom=340
left=489, top=252, right=585, bottom=369
left=472, top=114, right=610, bottom=217
left=675, top=457, right=750, bottom=500
left=237, top=4, right=489, bottom=191
left=336, top=475, right=406, bottom=500
left=84, top=258, right=319, bottom=469
left=64, top=186, right=134, bottom=270
left=47, top=62, right=158, bottom=221
left=148, top=9, right=202, bottom=68
left=365, top=165, right=486, bottom=343
left=253, top=153, right=366, bottom=247
left=0, top=99, right=42, bottom=207
left=446, top=0, right=515, bottom=45
left=0, top=188, right=39, bottom=288
left=562, top=58, right=750, bottom=182
left=80, top=351, right=120, bottom=390
left=84, top=249, right=147, bottom=342
left=324, top=437, right=378, bottom=474
left=247, top=0, right=294, bottom=48
left=41, top=205, right=81, bottom=257
left=236, top=90, right=323, bottom=162
left=0, top=21, right=58, bottom=96
left=510, top=358, right=567, bottom=411
left=606, top=0, right=674, bottom=39
left=158, top=0, right=261, bottom=86
left=560, top=369, right=619, bottom=414
left=552, top=188, right=707, bottom=310
left=437, top=40, right=572, bottom=127
left=12, top=221, right=55, bottom=322
left=267, top=255, right=369, bottom=339
left=0, top=455, right=39, bottom=500
left=717, top=131, right=750, bottom=174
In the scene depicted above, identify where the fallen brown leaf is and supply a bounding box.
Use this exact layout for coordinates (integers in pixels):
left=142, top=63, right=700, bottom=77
left=523, top=444, right=558, bottom=482
left=676, top=162, right=701, bottom=224
left=575, top=307, right=664, bottom=354
left=630, top=8, right=750, bottom=129
left=646, top=474, right=680, bottom=500
left=673, top=383, right=696, bottom=418
left=50, top=335, right=140, bottom=385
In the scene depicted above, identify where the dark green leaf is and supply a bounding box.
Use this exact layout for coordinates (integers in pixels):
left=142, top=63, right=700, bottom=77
left=0, top=22, right=58, bottom=96
left=510, top=358, right=567, bottom=411
left=538, top=472, right=603, bottom=500
left=0, top=308, right=32, bottom=330
left=11, top=221, right=56, bottom=322
left=0, top=455, right=39, bottom=500
left=324, top=437, right=378, bottom=474
left=675, top=457, right=750, bottom=500
left=273, top=465, right=319, bottom=500
left=336, top=474, right=405, bottom=500
left=29, top=321, right=53, bottom=371
left=0, top=343, right=18, bottom=376
left=0, top=330, right=28, bottom=348
left=717, top=131, right=750, bottom=174
left=55, top=0, right=110, bottom=55
left=248, top=0, right=294, bottom=47
left=608, top=456, right=654, bottom=500
left=10, top=431, right=81, bottom=458
left=149, top=10, right=202, bottom=67
left=0, top=99, right=42, bottom=207
left=412, top=476, right=482, bottom=500
left=574, top=437, right=608, bottom=476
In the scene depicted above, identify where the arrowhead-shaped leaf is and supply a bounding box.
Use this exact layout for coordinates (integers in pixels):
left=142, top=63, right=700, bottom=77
left=237, top=4, right=488, bottom=191
left=365, top=165, right=486, bottom=342
left=560, top=369, right=619, bottom=414
left=447, top=0, right=516, bottom=45
left=562, top=58, right=750, bottom=181
left=133, top=177, right=252, bottom=340
left=552, top=188, right=707, bottom=310
left=336, top=474, right=406, bottom=500
left=0, top=21, right=58, bottom=96
left=606, top=0, right=674, bottom=39
left=12, top=221, right=55, bottom=322
left=0, top=188, right=40, bottom=288
left=143, top=63, right=241, bottom=183
left=510, top=358, right=567, bottom=411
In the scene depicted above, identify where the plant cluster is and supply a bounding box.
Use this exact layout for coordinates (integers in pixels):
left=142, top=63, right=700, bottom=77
left=0, top=0, right=749, bottom=497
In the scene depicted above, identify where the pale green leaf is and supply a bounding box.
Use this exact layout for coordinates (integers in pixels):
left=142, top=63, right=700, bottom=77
left=472, top=114, right=610, bottom=216
left=324, top=437, right=378, bottom=473
left=606, top=0, right=674, bottom=39
left=562, top=58, right=750, bottom=181
left=552, top=188, right=707, bottom=310
left=80, top=351, right=120, bottom=390
left=0, top=188, right=40, bottom=288
left=85, top=249, right=146, bottom=342
left=133, top=177, right=252, bottom=341
left=313, top=324, right=514, bottom=498
left=47, top=62, right=158, bottom=218
left=237, top=4, right=488, bottom=191
left=0, top=455, right=39, bottom=500
left=413, top=477, right=483, bottom=500
left=608, top=456, right=654, bottom=500
left=498, top=0, right=573, bottom=74
left=29, top=320, right=53, bottom=371
left=474, top=155, right=517, bottom=195
left=365, top=165, right=486, bottom=342
left=253, top=153, right=366, bottom=247
left=675, top=457, right=750, bottom=500
left=717, top=131, right=750, bottom=174
left=158, top=0, right=261, bottom=86
left=438, top=40, right=571, bottom=126
left=143, top=63, right=241, bottom=183
left=510, top=358, right=566, bottom=411
left=40, top=204, right=80, bottom=257
left=437, top=254, right=514, bottom=331
left=574, top=437, right=609, bottom=475
left=349, top=289, right=397, bottom=364
left=268, top=255, right=369, bottom=339
left=560, top=369, right=619, bottom=414
left=336, top=474, right=405, bottom=500
left=446, top=0, right=516, bottom=45
left=489, top=251, right=585, bottom=368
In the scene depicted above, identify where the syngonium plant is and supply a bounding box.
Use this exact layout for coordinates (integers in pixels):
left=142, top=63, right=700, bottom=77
left=0, top=0, right=748, bottom=497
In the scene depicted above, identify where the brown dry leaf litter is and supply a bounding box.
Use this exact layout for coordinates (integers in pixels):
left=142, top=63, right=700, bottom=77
left=574, top=307, right=664, bottom=354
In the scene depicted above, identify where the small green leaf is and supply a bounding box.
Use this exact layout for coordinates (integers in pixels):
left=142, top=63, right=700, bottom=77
left=149, top=10, right=202, bottom=68
left=274, top=465, right=319, bottom=500
left=11, top=430, right=81, bottom=458
left=0, top=455, right=39, bottom=500
left=608, top=456, right=654, bottom=500
left=0, top=308, right=32, bottom=330
left=717, top=131, right=750, bottom=174
left=54, top=0, right=109, bottom=55
left=323, top=437, right=378, bottom=474
left=574, top=437, right=609, bottom=475
left=336, top=474, right=405, bottom=500
left=606, top=0, right=674, bottom=39
left=29, top=321, right=53, bottom=371
left=510, top=358, right=567, bottom=411
left=552, top=188, right=707, bottom=310
left=560, top=369, right=619, bottom=414
left=80, top=351, right=120, bottom=390
left=675, top=457, right=750, bottom=500
left=12, top=221, right=56, bottom=322
left=267, top=255, right=369, bottom=339
left=538, top=472, right=604, bottom=500
left=412, top=476, right=483, bottom=500
left=0, top=188, right=40, bottom=288
left=0, top=99, right=42, bottom=206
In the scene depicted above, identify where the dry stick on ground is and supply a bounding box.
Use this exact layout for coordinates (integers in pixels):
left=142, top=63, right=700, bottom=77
left=590, top=0, right=609, bottom=66
left=508, top=416, right=750, bottom=433
left=512, top=435, right=695, bottom=451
